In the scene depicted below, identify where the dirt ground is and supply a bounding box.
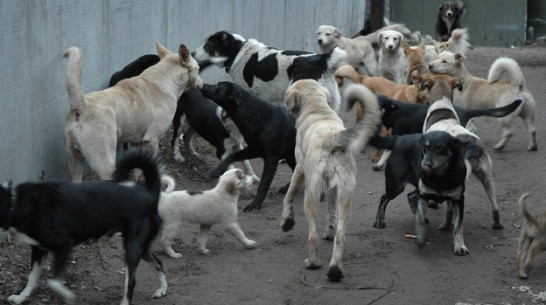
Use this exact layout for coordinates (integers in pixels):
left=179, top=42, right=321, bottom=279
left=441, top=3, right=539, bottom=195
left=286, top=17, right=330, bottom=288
left=1, top=45, right=546, bottom=305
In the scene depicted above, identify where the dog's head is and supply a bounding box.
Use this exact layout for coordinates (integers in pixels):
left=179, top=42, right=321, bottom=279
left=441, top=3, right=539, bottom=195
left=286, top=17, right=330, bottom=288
left=428, top=51, right=465, bottom=76
left=376, top=95, right=399, bottom=127
left=316, top=25, right=341, bottom=53
left=439, top=1, right=464, bottom=22
left=156, top=42, right=203, bottom=90
left=378, top=30, right=403, bottom=51
left=420, top=131, right=464, bottom=177
left=200, top=81, right=243, bottom=112
left=220, top=168, right=254, bottom=195
left=419, top=74, right=462, bottom=102
left=284, top=79, right=331, bottom=117
left=192, top=31, right=246, bottom=68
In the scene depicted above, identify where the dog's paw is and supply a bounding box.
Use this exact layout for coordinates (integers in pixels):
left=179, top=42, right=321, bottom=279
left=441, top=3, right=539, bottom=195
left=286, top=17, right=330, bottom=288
left=250, top=175, right=260, bottom=184
left=327, top=265, right=344, bottom=282
left=373, top=220, right=386, bottom=229
left=7, top=294, right=26, bottom=305
left=173, top=152, right=186, bottom=162
left=243, top=203, right=260, bottom=212
left=200, top=249, right=210, bottom=255
left=164, top=247, right=183, bottom=259
left=245, top=240, right=258, bottom=249
left=304, top=258, right=322, bottom=270
left=372, top=164, right=383, bottom=172
left=152, top=286, right=168, bottom=299
left=281, top=218, right=295, bottom=232
left=453, top=245, right=469, bottom=256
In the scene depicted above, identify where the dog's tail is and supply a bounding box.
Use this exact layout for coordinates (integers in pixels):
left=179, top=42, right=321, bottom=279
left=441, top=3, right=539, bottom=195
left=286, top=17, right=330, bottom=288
left=466, top=99, right=522, bottom=120
left=161, top=175, right=176, bottom=193
left=519, top=193, right=539, bottom=228
left=447, top=28, right=471, bottom=54
left=334, top=65, right=365, bottom=88
left=337, top=83, right=381, bottom=152
left=113, top=150, right=162, bottom=199
left=63, top=47, right=87, bottom=113
left=487, top=57, right=525, bottom=89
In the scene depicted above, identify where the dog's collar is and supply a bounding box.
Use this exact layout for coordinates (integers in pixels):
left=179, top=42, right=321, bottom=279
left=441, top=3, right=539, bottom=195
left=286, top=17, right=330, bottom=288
left=224, top=41, right=247, bottom=73
left=3, top=185, right=16, bottom=230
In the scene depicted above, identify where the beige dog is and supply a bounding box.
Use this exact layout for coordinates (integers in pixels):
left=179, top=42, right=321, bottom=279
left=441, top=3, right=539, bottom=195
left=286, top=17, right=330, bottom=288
left=429, top=52, right=537, bottom=151
left=377, top=29, right=407, bottom=84
left=316, top=25, right=378, bottom=76
left=280, top=80, right=380, bottom=282
left=63, top=42, right=202, bottom=182
left=159, top=169, right=257, bottom=258
left=516, top=193, right=546, bottom=279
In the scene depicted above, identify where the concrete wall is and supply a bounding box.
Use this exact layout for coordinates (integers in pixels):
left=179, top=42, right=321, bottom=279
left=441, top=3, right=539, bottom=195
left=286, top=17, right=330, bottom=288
left=0, top=0, right=366, bottom=183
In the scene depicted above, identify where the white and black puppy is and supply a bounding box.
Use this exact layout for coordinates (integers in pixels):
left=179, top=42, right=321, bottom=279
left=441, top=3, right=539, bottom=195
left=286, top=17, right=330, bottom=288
left=316, top=25, right=378, bottom=76
left=0, top=150, right=167, bottom=305
left=377, top=30, right=407, bottom=84
left=159, top=168, right=257, bottom=258
left=192, top=31, right=346, bottom=111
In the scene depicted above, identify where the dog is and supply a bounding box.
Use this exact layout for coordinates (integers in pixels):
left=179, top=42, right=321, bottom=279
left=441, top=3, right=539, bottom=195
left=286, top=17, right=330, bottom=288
left=435, top=28, right=471, bottom=55
left=170, top=86, right=259, bottom=182
left=436, top=1, right=465, bottom=42
left=159, top=168, right=258, bottom=258
left=280, top=80, right=380, bottom=282
left=377, top=29, right=407, bottom=84
left=193, top=31, right=346, bottom=111
left=316, top=25, right=378, bottom=76
left=429, top=52, right=537, bottom=151
left=516, top=193, right=546, bottom=279
left=402, top=41, right=431, bottom=84
left=419, top=73, right=462, bottom=102
left=352, top=22, right=412, bottom=47
left=0, top=150, right=167, bottom=305
left=109, top=54, right=160, bottom=86
left=200, top=82, right=297, bottom=212
left=370, top=94, right=521, bottom=170
left=63, top=43, right=203, bottom=182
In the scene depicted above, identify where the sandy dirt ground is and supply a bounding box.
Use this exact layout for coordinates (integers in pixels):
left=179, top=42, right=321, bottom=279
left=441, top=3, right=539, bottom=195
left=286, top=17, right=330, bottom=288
left=1, top=45, right=545, bottom=305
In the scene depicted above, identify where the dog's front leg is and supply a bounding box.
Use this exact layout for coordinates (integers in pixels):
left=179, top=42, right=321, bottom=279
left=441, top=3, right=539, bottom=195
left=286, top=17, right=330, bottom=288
left=415, top=196, right=428, bottom=249
left=8, top=247, right=48, bottom=304
left=197, top=224, right=211, bottom=254
left=243, top=158, right=279, bottom=212
left=452, top=197, right=468, bottom=256
left=281, top=165, right=305, bottom=231
left=212, top=148, right=259, bottom=179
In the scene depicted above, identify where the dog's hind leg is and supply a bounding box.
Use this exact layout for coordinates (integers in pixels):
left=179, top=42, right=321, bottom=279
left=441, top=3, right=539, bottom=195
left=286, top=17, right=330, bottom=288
left=451, top=198, right=469, bottom=256
left=521, top=238, right=542, bottom=279
left=7, top=247, right=48, bottom=304
left=373, top=150, right=391, bottom=171
left=224, top=222, right=258, bottom=249
left=472, top=159, right=503, bottom=229
left=516, top=230, right=532, bottom=278
left=160, top=222, right=183, bottom=258
left=142, top=252, right=168, bottom=298
left=303, top=192, right=322, bottom=271
left=492, top=118, right=513, bottom=151
left=47, top=248, right=76, bottom=303
left=327, top=193, right=352, bottom=282
left=281, top=165, right=305, bottom=231
left=197, top=224, right=212, bottom=254
left=521, top=107, right=538, bottom=151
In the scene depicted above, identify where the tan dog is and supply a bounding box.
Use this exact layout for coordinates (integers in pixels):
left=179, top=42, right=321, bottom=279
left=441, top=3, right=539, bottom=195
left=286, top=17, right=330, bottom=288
left=419, top=74, right=462, bottom=101
left=159, top=169, right=257, bottom=258
left=316, top=25, right=379, bottom=76
left=63, top=43, right=202, bottom=182
left=402, top=41, right=431, bottom=84
left=516, top=193, right=546, bottom=279
left=280, top=80, right=380, bottom=282
left=429, top=52, right=537, bottom=150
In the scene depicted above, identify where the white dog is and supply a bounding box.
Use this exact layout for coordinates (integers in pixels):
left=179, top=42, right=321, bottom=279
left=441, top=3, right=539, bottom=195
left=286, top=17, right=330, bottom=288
left=159, top=169, right=258, bottom=258
left=429, top=52, right=537, bottom=151
left=377, top=29, right=407, bottom=84
left=280, top=80, right=380, bottom=282
left=316, top=25, right=378, bottom=76
left=435, top=28, right=471, bottom=56
left=63, top=43, right=202, bottom=182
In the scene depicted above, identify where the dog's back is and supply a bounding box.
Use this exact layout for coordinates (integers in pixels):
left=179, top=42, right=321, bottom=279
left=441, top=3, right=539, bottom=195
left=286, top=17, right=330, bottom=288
left=109, top=54, right=160, bottom=87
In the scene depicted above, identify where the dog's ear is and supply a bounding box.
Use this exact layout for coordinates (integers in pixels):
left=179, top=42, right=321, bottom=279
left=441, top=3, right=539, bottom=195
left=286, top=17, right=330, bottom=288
left=402, top=40, right=411, bottom=53
left=417, top=42, right=425, bottom=52
left=225, top=83, right=242, bottom=106
left=178, top=44, right=190, bottom=63
left=334, top=28, right=342, bottom=39
left=225, top=179, right=237, bottom=194
left=454, top=53, right=466, bottom=63
left=411, top=71, right=424, bottom=87
left=455, top=0, right=465, bottom=13
left=420, top=77, right=434, bottom=91
left=448, top=77, right=463, bottom=91
left=284, top=88, right=300, bottom=116
left=377, top=32, right=384, bottom=44
left=156, top=42, right=172, bottom=59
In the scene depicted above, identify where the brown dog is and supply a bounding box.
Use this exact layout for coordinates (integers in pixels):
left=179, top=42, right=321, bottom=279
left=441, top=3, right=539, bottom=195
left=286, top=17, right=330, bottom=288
left=516, top=193, right=546, bottom=279
left=419, top=74, right=462, bottom=101
left=63, top=42, right=202, bottom=182
left=402, top=41, right=431, bottom=84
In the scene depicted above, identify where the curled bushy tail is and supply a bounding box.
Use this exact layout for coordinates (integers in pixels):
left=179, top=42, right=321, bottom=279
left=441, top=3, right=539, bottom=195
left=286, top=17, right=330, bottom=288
left=161, top=175, right=176, bottom=193
left=113, top=150, right=162, bottom=199
left=334, top=65, right=365, bottom=87
left=337, top=83, right=381, bottom=152
left=63, top=47, right=87, bottom=113
left=487, top=57, right=525, bottom=88
left=519, top=193, right=538, bottom=227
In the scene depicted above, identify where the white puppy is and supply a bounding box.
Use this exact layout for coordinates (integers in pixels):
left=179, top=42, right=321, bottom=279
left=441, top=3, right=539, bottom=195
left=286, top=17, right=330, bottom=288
left=159, top=169, right=258, bottom=258
left=377, top=29, right=407, bottom=84
left=316, top=25, right=378, bottom=76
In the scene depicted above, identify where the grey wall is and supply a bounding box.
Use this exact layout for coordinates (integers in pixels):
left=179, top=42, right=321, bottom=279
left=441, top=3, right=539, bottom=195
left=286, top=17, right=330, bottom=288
left=0, top=0, right=366, bottom=183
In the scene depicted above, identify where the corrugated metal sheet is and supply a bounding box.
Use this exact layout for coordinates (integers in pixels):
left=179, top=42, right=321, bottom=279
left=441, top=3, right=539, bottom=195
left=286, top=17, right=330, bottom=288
left=390, top=0, right=528, bottom=47
left=0, top=0, right=366, bottom=183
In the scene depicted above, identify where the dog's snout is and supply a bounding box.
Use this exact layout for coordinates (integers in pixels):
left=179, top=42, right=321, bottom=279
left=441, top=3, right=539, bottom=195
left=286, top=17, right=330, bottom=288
left=446, top=10, right=453, bottom=17
left=318, top=39, right=323, bottom=45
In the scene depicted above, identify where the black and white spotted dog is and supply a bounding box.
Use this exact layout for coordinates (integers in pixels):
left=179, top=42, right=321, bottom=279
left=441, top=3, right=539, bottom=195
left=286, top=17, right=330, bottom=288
left=192, top=31, right=346, bottom=111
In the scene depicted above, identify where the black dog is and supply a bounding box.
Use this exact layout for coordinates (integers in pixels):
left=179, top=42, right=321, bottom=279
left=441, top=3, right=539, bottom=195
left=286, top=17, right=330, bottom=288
left=436, top=1, right=465, bottom=42
left=109, top=54, right=160, bottom=86
left=0, top=150, right=167, bottom=304
left=200, top=82, right=297, bottom=212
